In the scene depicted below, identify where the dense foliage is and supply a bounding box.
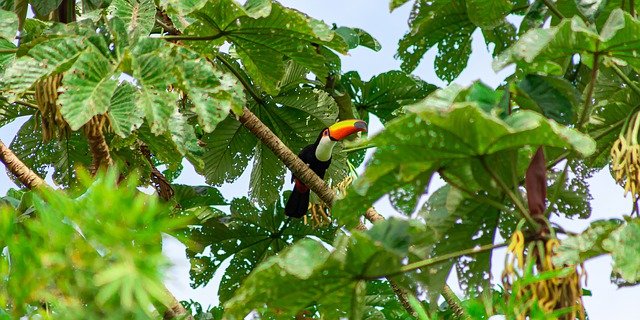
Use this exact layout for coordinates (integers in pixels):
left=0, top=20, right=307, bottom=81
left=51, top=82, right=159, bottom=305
left=0, top=0, right=639, bottom=319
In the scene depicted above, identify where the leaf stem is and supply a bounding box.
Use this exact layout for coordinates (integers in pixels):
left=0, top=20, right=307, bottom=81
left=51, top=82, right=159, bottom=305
left=544, top=159, right=570, bottom=216
left=368, top=242, right=507, bottom=279
left=158, top=33, right=226, bottom=41
left=342, top=144, right=374, bottom=153
left=0, top=48, right=17, bottom=54
left=480, top=157, right=538, bottom=228
left=542, top=0, right=565, bottom=19
left=578, top=52, right=600, bottom=130
left=439, top=170, right=510, bottom=212
left=611, top=64, right=640, bottom=98
left=14, top=100, right=39, bottom=109
left=215, top=53, right=265, bottom=105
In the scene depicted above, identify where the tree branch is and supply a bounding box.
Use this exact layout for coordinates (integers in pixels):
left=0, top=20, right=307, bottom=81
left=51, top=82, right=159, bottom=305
left=237, top=107, right=336, bottom=205
left=0, top=139, right=46, bottom=189
left=0, top=139, right=190, bottom=320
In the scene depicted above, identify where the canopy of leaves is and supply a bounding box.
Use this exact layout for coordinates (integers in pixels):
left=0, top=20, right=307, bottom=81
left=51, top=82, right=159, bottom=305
left=0, top=170, right=186, bottom=319
left=333, top=83, right=596, bottom=227
left=223, top=218, right=422, bottom=319
left=183, top=193, right=337, bottom=303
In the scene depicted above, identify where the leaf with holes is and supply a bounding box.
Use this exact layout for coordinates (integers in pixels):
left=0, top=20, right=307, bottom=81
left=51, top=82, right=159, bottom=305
left=1, top=36, right=87, bottom=99
left=334, top=84, right=595, bottom=227
left=224, top=218, right=415, bottom=319
left=8, top=117, right=91, bottom=187
left=184, top=195, right=337, bottom=303
left=177, top=1, right=347, bottom=94
left=397, top=0, right=475, bottom=82
left=109, top=0, right=156, bottom=38
left=353, top=70, right=436, bottom=124
left=59, top=50, right=119, bottom=130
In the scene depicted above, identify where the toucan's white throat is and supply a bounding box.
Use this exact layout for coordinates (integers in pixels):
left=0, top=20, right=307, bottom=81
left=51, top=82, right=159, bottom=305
left=315, top=135, right=336, bottom=162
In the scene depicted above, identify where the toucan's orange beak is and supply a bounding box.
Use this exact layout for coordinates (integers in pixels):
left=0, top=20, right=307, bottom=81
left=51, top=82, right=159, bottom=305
left=328, top=119, right=367, bottom=141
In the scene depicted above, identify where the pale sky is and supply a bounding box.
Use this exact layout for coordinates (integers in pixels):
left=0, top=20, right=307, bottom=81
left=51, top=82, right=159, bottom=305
left=1, top=1, right=638, bottom=319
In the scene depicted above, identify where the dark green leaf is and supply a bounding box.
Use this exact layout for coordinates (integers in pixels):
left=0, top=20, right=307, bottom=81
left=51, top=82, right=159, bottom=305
left=515, top=74, right=579, bottom=125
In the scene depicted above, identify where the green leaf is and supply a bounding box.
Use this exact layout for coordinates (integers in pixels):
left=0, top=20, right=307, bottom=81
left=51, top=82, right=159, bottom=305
left=224, top=219, right=414, bottom=319
left=200, top=115, right=257, bottom=186
left=575, top=0, right=607, bottom=21
left=397, top=0, right=475, bottom=81
left=0, top=98, right=34, bottom=128
left=334, top=26, right=382, bottom=51
left=182, top=1, right=346, bottom=94
left=602, top=220, right=640, bottom=283
left=417, top=186, right=500, bottom=297
left=356, top=70, right=436, bottom=124
left=59, top=50, right=119, bottom=130
left=482, top=21, right=517, bottom=57
left=171, top=184, right=227, bottom=209
left=184, top=196, right=337, bottom=303
left=466, top=0, right=512, bottom=29
left=168, top=108, right=202, bottom=157
left=174, top=49, right=246, bottom=132
left=1, top=37, right=86, bottom=98
left=390, top=0, right=412, bottom=11
left=334, top=85, right=595, bottom=227
left=30, top=0, right=62, bottom=16
left=514, top=74, right=579, bottom=125
left=107, top=82, right=143, bottom=137
left=8, top=117, right=91, bottom=187
left=0, top=9, right=17, bottom=40
left=554, top=219, right=623, bottom=266
left=109, top=0, right=156, bottom=38
left=497, top=10, right=640, bottom=74
left=249, top=142, right=285, bottom=206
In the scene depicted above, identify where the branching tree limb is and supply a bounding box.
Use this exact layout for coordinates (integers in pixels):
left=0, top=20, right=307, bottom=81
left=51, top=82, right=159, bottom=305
left=0, top=139, right=46, bottom=189
left=237, top=107, right=337, bottom=205
left=0, top=138, right=191, bottom=320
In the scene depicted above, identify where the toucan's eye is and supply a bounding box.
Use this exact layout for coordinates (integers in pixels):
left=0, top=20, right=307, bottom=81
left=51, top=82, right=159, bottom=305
left=323, top=129, right=329, bottom=136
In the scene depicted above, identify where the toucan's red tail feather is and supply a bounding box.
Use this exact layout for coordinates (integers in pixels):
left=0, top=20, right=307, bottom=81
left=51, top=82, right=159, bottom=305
left=284, top=186, right=309, bottom=218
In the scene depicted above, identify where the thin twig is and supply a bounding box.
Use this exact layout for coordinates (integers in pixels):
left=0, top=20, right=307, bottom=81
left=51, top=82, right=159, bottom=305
left=578, top=52, right=600, bottom=130
left=14, top=100, right=39, bottom=109
left=480, top=157, right=538, bottom=228
left=611, top=64, right=640, bottom=98
left=542, top=0, right=565, bottom=19
left=366, top=242, right=507, bottom=280
left=0, top=48, right=18, bottom=54
left=158, top=33, right=225, bottom=41
left=215, top=53, right=265, bottom=105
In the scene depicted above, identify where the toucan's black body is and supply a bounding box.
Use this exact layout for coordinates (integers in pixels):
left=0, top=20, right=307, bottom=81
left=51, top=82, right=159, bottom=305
left=283, top=119, right=366, bottom=218
left=284, top=131, right=331, bottom=218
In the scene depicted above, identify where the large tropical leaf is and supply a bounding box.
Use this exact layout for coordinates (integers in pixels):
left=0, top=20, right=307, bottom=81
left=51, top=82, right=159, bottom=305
left=496, top=10, right=640, bottom=74
left=108, top=0, right=156, bottom=38
left=8, top=117, right=91, bottom=187
left=58, top=49, right=120, bottom=130
left=347, top=70, right=436, bottom=124
left=223, top=218, right=419, bottom=319
left=396, top=0, right=475, bottom=82
left=1, top=36, right=87, bottom=99
left=168, top=0, right=347, bottom=94
left=334, top=84, right=596, bottom=227
left=184, top=195, right=337, bottom=303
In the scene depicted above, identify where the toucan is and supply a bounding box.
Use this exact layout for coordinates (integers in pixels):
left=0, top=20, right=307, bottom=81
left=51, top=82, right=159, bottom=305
left=284, top=119, right=367, bottom=218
